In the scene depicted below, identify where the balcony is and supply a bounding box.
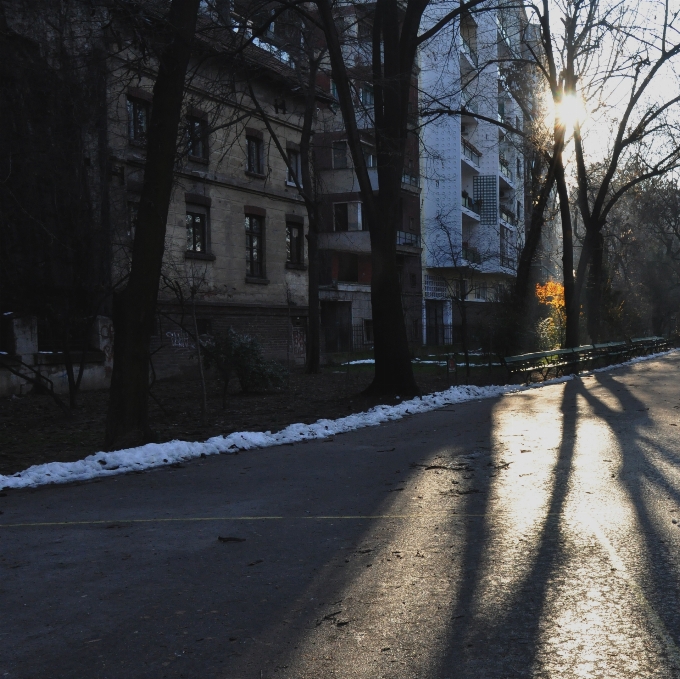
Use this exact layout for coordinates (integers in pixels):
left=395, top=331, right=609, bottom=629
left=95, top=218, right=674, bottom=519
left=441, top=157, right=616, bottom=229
left=500, top=208, right=517, bottom=225
left=396, top=231, right=421, bottom=248
left=401, top=173, right=420, bottom=193
left=461, top=193, right=481, bottom=214
left=461, top=139, right=481, bottom=166
left=499, top=158, right=513, bottom=183
left=462, top=245, right=482, bottom=264
left=460, top=36, right=478, bottom=67
left=500, top=254, right=515, bottom=269
left=461, top=91, right=478, bottom=115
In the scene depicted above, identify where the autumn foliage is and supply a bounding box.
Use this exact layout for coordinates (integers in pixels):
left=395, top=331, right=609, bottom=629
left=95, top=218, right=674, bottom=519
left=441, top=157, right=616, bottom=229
left=535, top=281, right=566, bottom=349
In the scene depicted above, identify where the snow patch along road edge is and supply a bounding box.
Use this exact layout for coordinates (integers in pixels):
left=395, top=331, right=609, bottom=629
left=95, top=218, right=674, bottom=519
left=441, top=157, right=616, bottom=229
left=1, top=349, right=675, bottom=490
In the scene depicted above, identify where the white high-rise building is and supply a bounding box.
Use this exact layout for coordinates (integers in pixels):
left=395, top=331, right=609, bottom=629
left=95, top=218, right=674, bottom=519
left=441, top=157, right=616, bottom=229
left=420, top=5, right=529, bottom=346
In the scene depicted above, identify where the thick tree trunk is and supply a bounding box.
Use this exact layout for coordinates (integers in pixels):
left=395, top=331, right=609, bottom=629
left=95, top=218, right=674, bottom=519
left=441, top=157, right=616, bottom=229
left=555, top=159, right=578, bottom=347
left=305, top=221, right=320, bottom=373
left=586, top=231, right=604, bottom=342
left=105, top=0, right=200, bottom=449
left=367, top=203, right=419, bottom=396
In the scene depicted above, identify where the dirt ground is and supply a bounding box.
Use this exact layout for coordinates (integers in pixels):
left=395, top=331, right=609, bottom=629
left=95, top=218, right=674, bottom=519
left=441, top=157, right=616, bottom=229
left=0, top=361, right=508, bottom=476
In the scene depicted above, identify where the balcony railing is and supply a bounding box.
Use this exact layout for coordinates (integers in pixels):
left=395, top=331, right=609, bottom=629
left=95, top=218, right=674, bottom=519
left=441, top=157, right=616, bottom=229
left=500, top=254, right=514, bottom=269
left=461, top=194, right=481, bottom=214
left=396, top=231, right=421, bottom=247
left=499, top=159, right=513, bottom=182
left=500, top=208, right=517, bottom=225
left=463, top=246, right=482, bottom=264
left=460, top=36, right=478, bottom=66
left=461, top=140, right=481, bottom=165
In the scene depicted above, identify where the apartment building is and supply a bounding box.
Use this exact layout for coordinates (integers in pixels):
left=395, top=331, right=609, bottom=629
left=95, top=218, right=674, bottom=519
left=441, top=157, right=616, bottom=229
left=420, top=6, right=529, bottom=346
left=313, top=3, right=423, bottom=354
left=0, top=1, right=315, bottom=395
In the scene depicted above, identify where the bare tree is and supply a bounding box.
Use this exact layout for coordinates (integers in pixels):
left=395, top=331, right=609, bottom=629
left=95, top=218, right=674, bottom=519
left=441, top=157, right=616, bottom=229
left=105, top=0, right=202, bottom=447
left=314, top=0, right=490, bottom=396
left=523, top=0, right=680, bottom=344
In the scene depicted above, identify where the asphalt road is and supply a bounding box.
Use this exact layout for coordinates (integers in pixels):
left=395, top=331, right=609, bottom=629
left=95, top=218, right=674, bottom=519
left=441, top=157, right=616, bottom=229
left=2, top=354, right=680, bottom=678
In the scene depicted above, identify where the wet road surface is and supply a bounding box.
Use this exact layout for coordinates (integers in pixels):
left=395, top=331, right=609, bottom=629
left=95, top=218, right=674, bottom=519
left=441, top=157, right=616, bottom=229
left=2, top=354, right=680, bottom=678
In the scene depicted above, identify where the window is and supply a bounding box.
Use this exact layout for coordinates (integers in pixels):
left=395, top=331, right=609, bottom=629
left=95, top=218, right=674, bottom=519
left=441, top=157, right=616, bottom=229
left=127, top=202, right=139, bottom=240
left=188, top=117, right=208, bottom=160
left=337, top=252, right=359, bottom=282
left=363, top=318, right=374, bottom=342
left=410, top=273, right=417, bottom=288
left=127, top=98, right=149, bottom=143
left=360, top=84, right=374, bottom=108
left=245, top=215, right=264, bottom=277
left=330, top=79, right=338, bottom=99
left=334, top=203, right=349, bottom=231
left=362, top=143, right=376, bottom=167
left=186, top=212, right=207, bottom=252
left=246, top=135, right=263, bottom=174
left=332, top=140, right=348, bottom=169
left=358, top=18, right=372, bottom=42
left=333, top=202, right=362, bottom=231
left=286, top=222, right=304, bottom=265
left=287, top=148, right=301, bottom=185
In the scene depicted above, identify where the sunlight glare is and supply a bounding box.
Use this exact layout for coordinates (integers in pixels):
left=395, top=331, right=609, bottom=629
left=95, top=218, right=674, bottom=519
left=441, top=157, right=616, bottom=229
left=555, top=93, right=587, bottom=130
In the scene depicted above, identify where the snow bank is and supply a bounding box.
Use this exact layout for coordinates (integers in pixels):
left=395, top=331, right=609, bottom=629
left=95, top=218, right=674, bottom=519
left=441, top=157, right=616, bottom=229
left=1, top=349, right=675, bottom=491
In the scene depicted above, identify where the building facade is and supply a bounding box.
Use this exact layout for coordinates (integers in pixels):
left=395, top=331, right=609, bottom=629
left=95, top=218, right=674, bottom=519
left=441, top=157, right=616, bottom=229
left=420, top=6, right=529, bottom=347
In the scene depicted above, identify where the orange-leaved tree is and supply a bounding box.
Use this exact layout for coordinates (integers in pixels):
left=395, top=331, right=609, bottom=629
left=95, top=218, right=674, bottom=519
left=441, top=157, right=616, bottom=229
left=535, top=281, right=566, bottom=349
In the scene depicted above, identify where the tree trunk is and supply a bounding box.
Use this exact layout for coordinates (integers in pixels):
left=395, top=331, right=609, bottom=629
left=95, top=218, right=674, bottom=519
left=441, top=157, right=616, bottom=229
left=555, top=159, right=578, bottom=347
left=460, top=297, right=470, bottom=384
left=367, top=204, right=419, bottom=396
left=586, top=231, right=604, bottom=342
left=305, top=219, right=320, bottom=373
left=105, top=0, right=200, bottom=449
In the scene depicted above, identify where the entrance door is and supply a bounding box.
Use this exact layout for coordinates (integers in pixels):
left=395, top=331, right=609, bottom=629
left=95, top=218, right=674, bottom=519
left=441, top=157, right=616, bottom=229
left=426, top=299, right=445, bottom=346
left=321, top=301, right=352, bottom=352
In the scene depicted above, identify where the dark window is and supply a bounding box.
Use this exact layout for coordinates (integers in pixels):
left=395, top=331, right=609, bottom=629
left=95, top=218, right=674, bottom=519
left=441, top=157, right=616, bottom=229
left=188, top=117, right=208, bottom=159
left=196, top=318, right=212, bottom=336
left=410, top=273, right=417, bottom=288
left=245, top=214, right=264, bottom=277
left=332, top=140, right=348, bottom=169
left=127, top=98, right=149, bottom=142
left=287, top=149, right=300, bottom=184
left=127, top=202, right=139, bottom=240
left=186, top=212, right=207, bottom=252
left=334, top=203, right=349, bottom=231
left=246, top=136, right=263, bottom=174
left=357, top=18, right=372, bottom=41
left=337, top=252, right=358, bottom=282
left=286, top=223, right=304, bottom=264
left=362, top=144, right=376, bottom=167
left=363, top=318, right=374, bottom=342
left=360, top=84, right=374, bottom=107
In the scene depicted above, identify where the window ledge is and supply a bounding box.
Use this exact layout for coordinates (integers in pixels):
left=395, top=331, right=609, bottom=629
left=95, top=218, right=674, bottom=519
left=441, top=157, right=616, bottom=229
left=245, top=276, right=270, bottom=285
left=184, top=251, right=216, bottom=261
left=285, top=261, right=307, bottom=271
left=128, top=139, right=147, bottom=148
left=245, top=170, right=266, bottom=179
left=188, top=155, right=209, bottom=165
